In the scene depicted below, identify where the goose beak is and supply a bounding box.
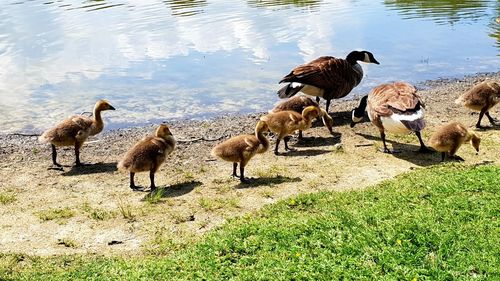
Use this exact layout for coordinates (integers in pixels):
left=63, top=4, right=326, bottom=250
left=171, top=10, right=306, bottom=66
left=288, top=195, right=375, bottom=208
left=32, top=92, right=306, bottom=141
left=109, top=105, right=116, bottom=110
left=372, top=59, right=380, bottom=65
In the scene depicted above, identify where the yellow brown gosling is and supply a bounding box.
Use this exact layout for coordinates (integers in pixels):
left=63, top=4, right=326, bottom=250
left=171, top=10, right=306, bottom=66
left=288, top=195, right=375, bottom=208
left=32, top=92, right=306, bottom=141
left=261, top=105, right=320, bottom=155
left=117, top=124, right=176, bottom=191
left=455, top=80, right=500, bottom=128
left=211, top=120, right=270, bottom=183
left=350, top=82, right=431, bottom=154
left=277, top=50, right=380, bottom=113
left=38, top=99, right=115, bottom=167
left=428, top=122, right=481, bottom=161
left=271, top=95, right=334, bottom=139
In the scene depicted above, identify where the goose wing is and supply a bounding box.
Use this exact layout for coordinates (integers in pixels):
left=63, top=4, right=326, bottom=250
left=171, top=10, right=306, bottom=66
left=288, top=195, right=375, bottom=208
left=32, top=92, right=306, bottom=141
left=369, top=82, right=422, bottom=117
left=279, top=57, right=358, bottom=95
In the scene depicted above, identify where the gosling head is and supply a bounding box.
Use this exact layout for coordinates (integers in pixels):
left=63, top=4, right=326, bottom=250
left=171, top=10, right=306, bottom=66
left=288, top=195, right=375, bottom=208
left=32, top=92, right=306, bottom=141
left=347, top=50, right=380, bottom=65
left=302, top=106, right=320, bottom=120
left=255, top=120, right=269, bottom=133
left=350, top=95, right=368, bottom=128
left=95, top=100, right=116, bottom=111
left=155, top=124, right=173, bottom=139
left=470, top=132, right=481, bottom=154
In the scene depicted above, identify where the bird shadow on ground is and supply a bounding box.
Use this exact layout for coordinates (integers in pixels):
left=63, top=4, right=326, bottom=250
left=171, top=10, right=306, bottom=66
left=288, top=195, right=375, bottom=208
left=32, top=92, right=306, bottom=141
left=355, top=133, right=439, bottom=166
left=142, top=180, right=202, bottom=200
left=61, top=162, right=118, bottom=176
left=292, top=135, right=341, bottom=147
left=235, top=176, right=301, bottom=189
left=281, top=148, right=332, bottom=157
left=330, top=110, right=370, bottom=127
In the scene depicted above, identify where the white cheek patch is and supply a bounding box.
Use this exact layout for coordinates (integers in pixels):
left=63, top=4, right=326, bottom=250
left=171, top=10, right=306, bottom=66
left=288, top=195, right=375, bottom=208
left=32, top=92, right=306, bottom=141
left=363, top=53, right=370, bottom=63
left=352, top=111, right=363, bottom=123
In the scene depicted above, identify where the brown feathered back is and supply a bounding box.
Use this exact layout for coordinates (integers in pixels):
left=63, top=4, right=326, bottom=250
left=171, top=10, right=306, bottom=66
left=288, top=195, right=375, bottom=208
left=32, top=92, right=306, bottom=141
left=279, top=56, right=362, bottom=100
left=456, top=81, right=500, bottom=111
left=117, top=124, right=175, bottom=173
left=271, top=96, right=319, bottom=113
left=368, top=82, right=422, bottom=117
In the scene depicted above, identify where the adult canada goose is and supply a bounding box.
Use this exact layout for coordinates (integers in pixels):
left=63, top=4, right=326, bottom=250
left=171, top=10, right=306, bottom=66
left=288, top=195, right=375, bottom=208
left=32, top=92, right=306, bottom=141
left=38, top=100, right=115, bottom=167
left=211, top=120, right=270, bottom=183
left=261, top=105, right=320, bottom=155
left=271, top=95, right=334, bottom=139
left=117, top=124, right=176, bottom=191
left=455, top=80, right=499, bottom=128
left=428, top=122, right=480, bottom=161
left=277, top=50, right=380, bottom=113
left=350, top=82, right=431, bottom=153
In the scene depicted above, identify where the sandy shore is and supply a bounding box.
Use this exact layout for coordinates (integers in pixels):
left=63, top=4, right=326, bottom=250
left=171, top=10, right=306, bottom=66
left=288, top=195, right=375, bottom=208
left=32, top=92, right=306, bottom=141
left=0, top=72, right=499, bottom=256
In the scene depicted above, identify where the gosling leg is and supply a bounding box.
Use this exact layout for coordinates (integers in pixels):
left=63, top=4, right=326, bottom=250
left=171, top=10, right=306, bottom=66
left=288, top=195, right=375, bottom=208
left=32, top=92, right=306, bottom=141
left=476, top=107, right=488, bottom=128
left=441, top=152, right=446, bottom=162
left=232, top=162, right=238, bottom=178
left=274, top=139, right=281, bottom=155
left=51, top=144, right=61, bottom=167
left=149, top=170, right=156, bottom=191
left=284, top=136, right=296, bottom=151
left=129, top=172, right=139, bottom=190
left=74, top=143, right=82, bottom=166
left=239, top=164, right=250, bottom=183
left=485, top=111, right=498, bottom=126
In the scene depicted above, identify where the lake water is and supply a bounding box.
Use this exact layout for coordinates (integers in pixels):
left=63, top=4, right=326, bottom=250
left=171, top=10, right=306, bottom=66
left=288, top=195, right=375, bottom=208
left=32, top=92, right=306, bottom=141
left=0, top=0, right=499, bottom=133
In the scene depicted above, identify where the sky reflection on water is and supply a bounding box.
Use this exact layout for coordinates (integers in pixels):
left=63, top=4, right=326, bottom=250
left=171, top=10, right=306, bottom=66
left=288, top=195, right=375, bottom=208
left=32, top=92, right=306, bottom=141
left=0, top=0, right=499, bottom=133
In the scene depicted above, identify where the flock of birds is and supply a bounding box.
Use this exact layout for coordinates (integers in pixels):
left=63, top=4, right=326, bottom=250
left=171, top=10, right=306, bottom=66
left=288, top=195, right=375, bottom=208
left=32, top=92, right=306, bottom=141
left=38, top=50, right=500, bottom=190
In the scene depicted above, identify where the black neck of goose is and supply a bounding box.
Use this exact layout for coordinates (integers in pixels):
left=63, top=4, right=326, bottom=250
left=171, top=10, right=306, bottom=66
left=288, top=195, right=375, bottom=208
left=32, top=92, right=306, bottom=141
left=346, top=51, right=362, bottom=65
left=354, top=95, right=368, bottom=118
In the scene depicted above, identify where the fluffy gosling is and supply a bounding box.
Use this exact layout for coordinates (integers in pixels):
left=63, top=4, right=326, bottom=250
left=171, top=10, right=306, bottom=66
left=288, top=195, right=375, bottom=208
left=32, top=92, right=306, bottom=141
left=428, top=122, right=480, bottom=161
left=271, top=95, right=334, bottom=139
left=260, top=105, right=320, bottom=155
left=38, top=99, right=115, bottom=167
left=455, top=80, right=500, bottom=128
left=117, top=124, right=176, bottom=191
left=211, top=120, right=269, bottom=183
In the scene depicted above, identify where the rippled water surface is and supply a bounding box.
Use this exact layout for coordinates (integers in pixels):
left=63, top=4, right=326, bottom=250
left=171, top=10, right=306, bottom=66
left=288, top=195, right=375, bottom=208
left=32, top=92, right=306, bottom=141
left=0, top=0, right=499, bottom=133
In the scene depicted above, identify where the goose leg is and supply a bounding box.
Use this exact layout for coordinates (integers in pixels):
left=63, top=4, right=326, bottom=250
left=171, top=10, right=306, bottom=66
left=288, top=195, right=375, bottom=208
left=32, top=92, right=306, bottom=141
left=298, top=130, right=303, bottom=141
left=485, top=111, right=498, bottom=126
left=415, top=131, right=432, bottom=153
left=380, top=131, right=391, bottom=153
left=441, top=152, right=446, bottom=162
left=325, top=99, right=331, bottom=113
left=51, top=144, right=61, bottom=167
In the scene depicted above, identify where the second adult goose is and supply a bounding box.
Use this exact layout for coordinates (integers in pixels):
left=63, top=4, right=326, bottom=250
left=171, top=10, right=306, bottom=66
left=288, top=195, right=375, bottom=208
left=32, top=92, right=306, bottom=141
left=277, top=50, right=379, bottom=113
left=350, top=82, right=431, bottom=153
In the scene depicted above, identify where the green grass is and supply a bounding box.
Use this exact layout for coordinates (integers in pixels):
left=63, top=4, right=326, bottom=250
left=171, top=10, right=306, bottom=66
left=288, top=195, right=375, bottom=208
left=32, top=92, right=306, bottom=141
left=35, top=207, right=74, bottom=222
left=0, top=192, right=17, bottom=205
left=1, top=164, right=499, bottom=280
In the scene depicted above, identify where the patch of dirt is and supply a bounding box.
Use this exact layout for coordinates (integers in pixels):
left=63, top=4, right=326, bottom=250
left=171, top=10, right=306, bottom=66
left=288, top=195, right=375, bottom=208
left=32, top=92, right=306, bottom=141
left=0, top=72, right=499, bottom=256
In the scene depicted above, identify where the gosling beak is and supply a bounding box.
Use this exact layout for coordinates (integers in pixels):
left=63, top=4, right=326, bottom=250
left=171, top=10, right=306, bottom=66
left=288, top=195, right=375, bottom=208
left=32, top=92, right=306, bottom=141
left=109, top=105, right=116, bottom=110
